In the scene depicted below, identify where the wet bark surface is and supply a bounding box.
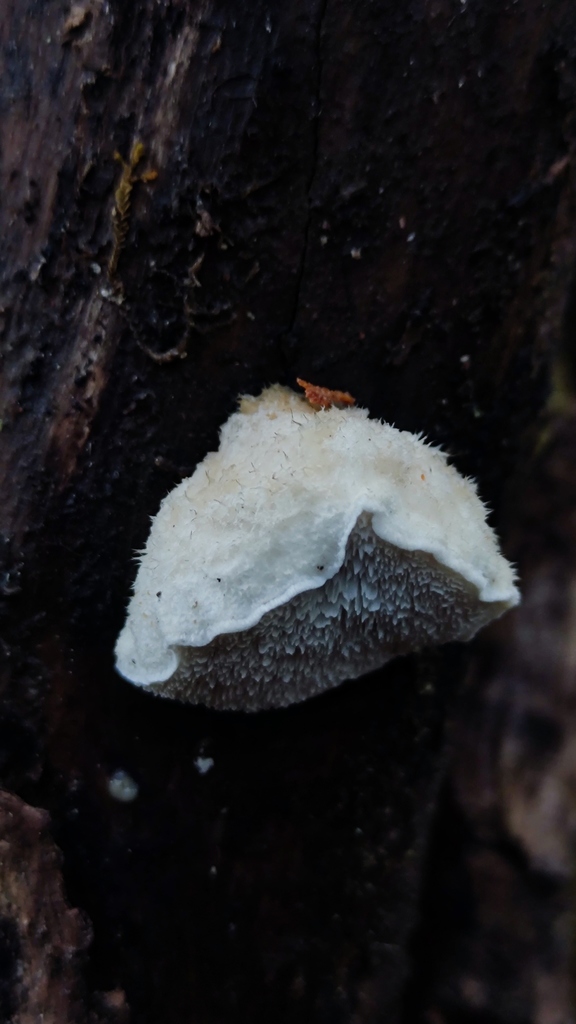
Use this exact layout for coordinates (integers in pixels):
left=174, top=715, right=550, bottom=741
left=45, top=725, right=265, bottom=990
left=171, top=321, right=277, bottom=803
left=0, top=790, right=91, bottom=1024
left=1, top=0, right=576, bottom=1021
left=410, top=412, right=576, bottom=1024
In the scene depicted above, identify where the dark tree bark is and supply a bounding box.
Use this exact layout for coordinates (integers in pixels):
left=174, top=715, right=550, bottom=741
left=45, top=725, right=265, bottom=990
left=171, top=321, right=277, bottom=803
left=0, top=790, right=92, bottom=1024
left=410, top=411, right=576, bottom=1024
left=1, top=1, right=576, bottom=1022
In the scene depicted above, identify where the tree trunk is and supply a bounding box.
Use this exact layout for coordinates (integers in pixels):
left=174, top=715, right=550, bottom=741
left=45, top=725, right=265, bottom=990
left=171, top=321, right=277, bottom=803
left=1, top=0, right=576, bottom=1021
left=410, top=410, right=576, bottom=1024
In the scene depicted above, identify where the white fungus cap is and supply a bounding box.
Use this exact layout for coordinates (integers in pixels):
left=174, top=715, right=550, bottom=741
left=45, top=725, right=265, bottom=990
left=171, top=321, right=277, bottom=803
left=115, top=385, right=519, bottom=710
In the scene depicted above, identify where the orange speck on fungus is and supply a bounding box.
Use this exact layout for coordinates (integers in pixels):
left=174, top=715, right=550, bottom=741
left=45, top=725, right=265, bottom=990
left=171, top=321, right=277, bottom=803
left=296, top=378, right=355, bottom=411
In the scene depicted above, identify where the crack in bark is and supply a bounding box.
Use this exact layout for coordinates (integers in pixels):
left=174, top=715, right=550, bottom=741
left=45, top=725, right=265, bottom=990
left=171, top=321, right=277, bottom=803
left=287, top=0, right=329, bottom=337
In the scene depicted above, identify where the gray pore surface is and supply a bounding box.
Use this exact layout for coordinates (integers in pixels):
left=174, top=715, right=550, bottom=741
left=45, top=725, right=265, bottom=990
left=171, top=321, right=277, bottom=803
left=153, top=515, right=508, bottom=710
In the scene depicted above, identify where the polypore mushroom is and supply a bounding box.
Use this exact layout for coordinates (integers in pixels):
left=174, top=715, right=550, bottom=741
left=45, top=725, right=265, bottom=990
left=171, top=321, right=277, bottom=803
left=115, top=384, right=519, bottom=711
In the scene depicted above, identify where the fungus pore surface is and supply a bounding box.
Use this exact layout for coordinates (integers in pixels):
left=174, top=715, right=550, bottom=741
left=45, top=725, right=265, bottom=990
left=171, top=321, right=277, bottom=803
left=115, top=385, right=519, bottom=710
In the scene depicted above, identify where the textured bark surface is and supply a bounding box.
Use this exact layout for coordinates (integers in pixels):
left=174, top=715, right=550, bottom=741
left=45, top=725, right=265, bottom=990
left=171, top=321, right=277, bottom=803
left=0, top=790, right=91, bottom=1024
left=1, top=0, right=576, bottom=1021
left=410, top=411, right=576, bottom=1024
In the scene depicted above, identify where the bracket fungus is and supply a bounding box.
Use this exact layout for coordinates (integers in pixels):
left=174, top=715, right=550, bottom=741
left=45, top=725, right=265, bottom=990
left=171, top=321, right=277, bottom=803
left=115, top=384, right=519, bottom=711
